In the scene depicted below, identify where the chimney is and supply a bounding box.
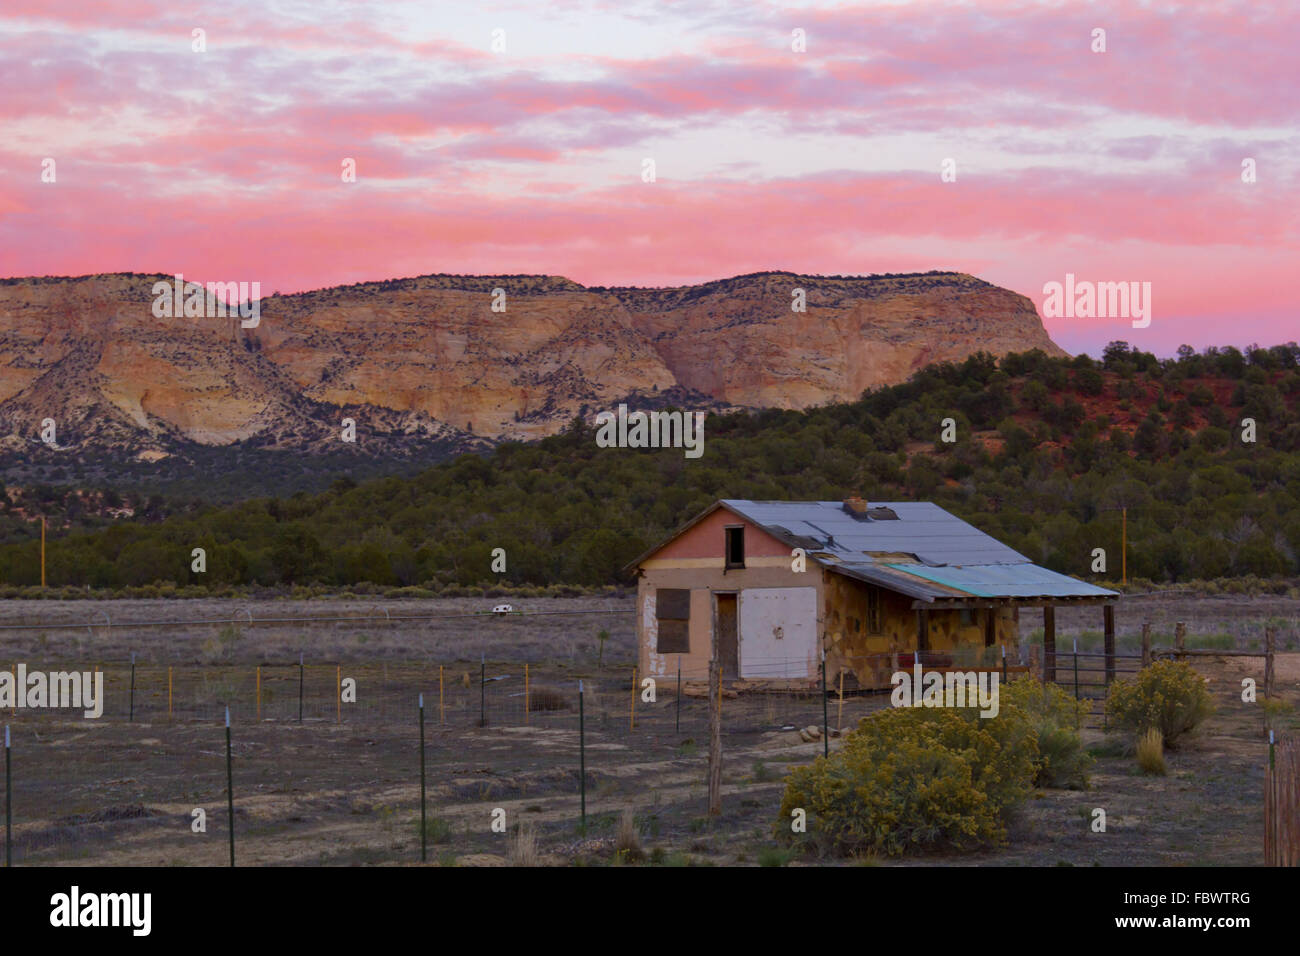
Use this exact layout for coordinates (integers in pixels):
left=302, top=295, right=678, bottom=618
left=843, top=496, right=868, bottom=514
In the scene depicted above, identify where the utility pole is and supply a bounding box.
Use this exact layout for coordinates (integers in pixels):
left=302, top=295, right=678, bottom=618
left=1121, top=507, right=1127, bottom=586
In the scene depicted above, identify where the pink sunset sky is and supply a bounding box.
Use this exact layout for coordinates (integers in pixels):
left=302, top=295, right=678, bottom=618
left=1, top=0, right=1296, bottom=356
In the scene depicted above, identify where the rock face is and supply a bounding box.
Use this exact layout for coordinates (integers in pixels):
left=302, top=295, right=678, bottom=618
left=0, top=270, right=1064, bottom=459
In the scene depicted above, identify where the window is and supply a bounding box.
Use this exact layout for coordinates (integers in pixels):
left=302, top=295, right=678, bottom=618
left=866, top=587, right=883, bottom=634
left=725, top=526, right=745, bottom=569
left=655, top=588, right=690, bottom=654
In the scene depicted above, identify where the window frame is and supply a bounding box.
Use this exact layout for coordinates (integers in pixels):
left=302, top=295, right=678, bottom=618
left=724, top=525, right=746, bottom=569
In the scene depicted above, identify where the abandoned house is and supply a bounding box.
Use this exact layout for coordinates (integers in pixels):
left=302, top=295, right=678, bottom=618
left=626, top=498, right=1120, bottom=690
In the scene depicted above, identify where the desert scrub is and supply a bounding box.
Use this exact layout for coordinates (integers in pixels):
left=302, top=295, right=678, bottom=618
left=776, top=706, right=1036, bottom=857
left=1000, top=677, right=1093, bottom=789
left=1105, top=660, right=1215, bottom=748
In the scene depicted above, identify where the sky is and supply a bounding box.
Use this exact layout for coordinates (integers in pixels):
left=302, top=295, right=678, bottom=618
left=1, top=0, right=1296, bottom=356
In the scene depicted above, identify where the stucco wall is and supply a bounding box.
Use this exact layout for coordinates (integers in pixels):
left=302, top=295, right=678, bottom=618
left=636, top=509, right=823, bottom=680
left=635, top=506, right=1019, bottom=690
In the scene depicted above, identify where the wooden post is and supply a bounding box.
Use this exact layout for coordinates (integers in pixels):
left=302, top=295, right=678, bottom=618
left=168, top=666, right=173, bottom=721
left=524, top=663, right=530, bottom=725
left=916, top=609, right=929, bottom=655
left=708, top=595, right=722, bottom=817
left=40, top=516, right=46, bottom=589
left=1265, top=731, right=1275, bottom=866
left=439, top=665, right=445, bottom=726
left=1103, top=604, right=1116, bottom=686
left=1141, top=620, right=1151, bottom=668
left=1043, top=605, right=1056, bottom=683
left=1264, top=627, right=1276, bottom=701
left=1120, top=507, right=1126, bottom=587
left=336, top=665, right=341, bottom=724
left=1175, top=622, right=1186, bottom=661
left=630, top=666, right=636, bottom=732
left=255, top=665, right=261, bottom=721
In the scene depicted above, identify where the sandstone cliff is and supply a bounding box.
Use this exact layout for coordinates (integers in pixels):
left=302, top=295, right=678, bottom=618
left=0, top=270, right=1064, bottom=461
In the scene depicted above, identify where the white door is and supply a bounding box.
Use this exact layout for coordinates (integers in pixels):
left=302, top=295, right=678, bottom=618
left=738, top=587, right=817, bottom=679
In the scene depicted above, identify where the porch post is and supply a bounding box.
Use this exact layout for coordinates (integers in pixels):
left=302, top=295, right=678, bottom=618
left=1043, top=604, right=1056, bottom=683
left=916, top=608, right=929, bottom=659
left=1103, top=603, right=1116, bottom=685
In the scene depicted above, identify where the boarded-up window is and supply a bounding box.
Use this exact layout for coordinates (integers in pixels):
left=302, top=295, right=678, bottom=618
left=866, top=587, right=883, bottom=634
left=655, top=588, right=690, bottom=654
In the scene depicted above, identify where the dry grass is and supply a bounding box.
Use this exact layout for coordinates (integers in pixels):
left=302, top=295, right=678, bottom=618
left=510, top=825, right=540, bottom=867
left=528, top=686, right=571, bottom=711
left=1137, top=727, right=1167, bottom=775
left=615, top=808, right=643, bottom=862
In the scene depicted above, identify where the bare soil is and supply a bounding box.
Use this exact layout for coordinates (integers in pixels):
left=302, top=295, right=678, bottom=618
left=1, top=594, right=1296, bottom=866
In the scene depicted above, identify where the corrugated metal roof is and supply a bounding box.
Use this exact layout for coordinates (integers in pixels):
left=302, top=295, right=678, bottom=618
left=721, top=499, right=1028, bottom=566
left=884, top=562, right=1118, bottom=599
left=718, top=499, right=1117, bottom=602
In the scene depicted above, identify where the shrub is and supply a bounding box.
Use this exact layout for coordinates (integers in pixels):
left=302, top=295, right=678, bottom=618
left=757, top=846, right=796, bottom=867
left=421, top=817, right=453, bottom=844
left=1000, top=677, right=1093, bottom=789
left=1105, top=660, right=1215, bottom=748
left=510, top=825, right=540, bottom=866
left=528, top=687, right=570, bottom=711
left=614, top=809, right=643, bottom=861
left=776, top=707, right=1036, bottom=857
left=1136, top=728, right=1166, bottom=775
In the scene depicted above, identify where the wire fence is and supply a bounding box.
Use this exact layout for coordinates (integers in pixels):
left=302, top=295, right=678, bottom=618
left=0, top=655, right=852, bottom=866
left=0, top=627, right=1280, bottom=865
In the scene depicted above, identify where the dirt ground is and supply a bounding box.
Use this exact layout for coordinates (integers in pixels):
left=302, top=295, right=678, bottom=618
left=0, top=593, right=1296, bottom=866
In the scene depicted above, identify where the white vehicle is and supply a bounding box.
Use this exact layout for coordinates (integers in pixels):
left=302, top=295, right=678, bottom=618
left=492, top=604, right=514, bottom=615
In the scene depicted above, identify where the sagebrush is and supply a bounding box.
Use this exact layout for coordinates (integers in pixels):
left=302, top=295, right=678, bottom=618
left=1105, top=660, right=1215, bottom=747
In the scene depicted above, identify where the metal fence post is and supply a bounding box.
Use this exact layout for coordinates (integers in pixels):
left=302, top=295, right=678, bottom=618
left=419, top=693, right=426, bottom=863
left=578, top=680, right=586, bottom=831
left=4, top=725, right=11, bottom=868
left=225, top=707, right=235, bottom=868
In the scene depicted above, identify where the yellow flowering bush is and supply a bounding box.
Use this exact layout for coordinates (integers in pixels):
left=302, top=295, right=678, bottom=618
left=777, top=706, right=1036, bottom=857
left=1105, top=659, right=1214, bottom=748
left=999, top=676, right=1093, bottom=789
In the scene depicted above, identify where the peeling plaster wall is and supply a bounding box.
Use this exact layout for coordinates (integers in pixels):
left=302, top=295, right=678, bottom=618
left=822, top=572, right=1018, bottom=690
